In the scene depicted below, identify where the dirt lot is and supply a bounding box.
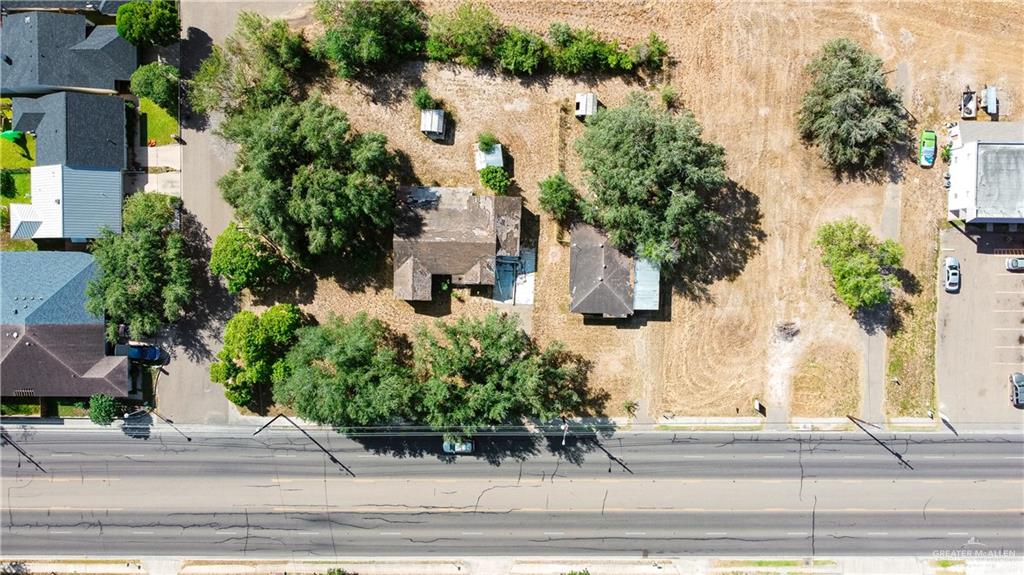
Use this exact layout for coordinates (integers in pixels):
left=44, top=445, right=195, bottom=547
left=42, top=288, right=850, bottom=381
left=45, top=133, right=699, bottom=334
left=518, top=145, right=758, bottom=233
left=255, top=1, right=1023, bottom=418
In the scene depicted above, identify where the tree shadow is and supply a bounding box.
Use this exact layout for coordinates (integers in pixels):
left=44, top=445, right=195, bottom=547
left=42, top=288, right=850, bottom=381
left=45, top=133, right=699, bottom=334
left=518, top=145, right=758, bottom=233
left=854, top=302, right=891, bottom=336
left=178, top=26, right=214, bottom=132
left=886, top=297, right=914, bottom=337
left=673, top=180, right=767, bottom=302
left=121, top=410, right=153, bottom=440
left=348, top=60, right=427, bottom=107
left=167, top=208, right=237, bottom=363
left=893, top=267, right=921, bottom=296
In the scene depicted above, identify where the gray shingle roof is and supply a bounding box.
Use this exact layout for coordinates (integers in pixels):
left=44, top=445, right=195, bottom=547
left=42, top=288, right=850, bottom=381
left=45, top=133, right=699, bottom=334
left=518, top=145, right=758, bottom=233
left=0, top=1, right=129, bottom=16
left=569, top=224, right=635, bottom=318
left=0, top=324, right=130, bottom=398
left=1, top=11, right=137, bottom=95
left=13, top=91, right=126, bottom=170
left=0, top=251, right=103, bottom=326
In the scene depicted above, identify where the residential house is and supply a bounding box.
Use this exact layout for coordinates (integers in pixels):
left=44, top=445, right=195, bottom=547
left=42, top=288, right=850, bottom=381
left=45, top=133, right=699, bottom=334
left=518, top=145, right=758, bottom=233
left=7, top=91, right=125, bottom=240
left=0, top=1, right=130, bottom=16
left=569, top=223, right=660, bottom=318
left=947, top=122, right=1024, bottom=225
left=393, top=187, right=521, bottom=301
left=0, top=252, right=130, bottom=399
left=0, top=10, right=137, bottom=95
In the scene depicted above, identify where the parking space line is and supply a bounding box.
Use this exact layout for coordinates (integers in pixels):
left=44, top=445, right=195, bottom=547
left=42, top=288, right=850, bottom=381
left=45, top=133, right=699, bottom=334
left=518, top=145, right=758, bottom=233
left=992, top=310, right=1024, bottom=312
left=994, top=291, right=1024, bottom=294
left=994, top=346, right=1023, bottom=349
left=994, top=328, right=1023, bottom=331
left=993, top=362, right=1023, bottom=366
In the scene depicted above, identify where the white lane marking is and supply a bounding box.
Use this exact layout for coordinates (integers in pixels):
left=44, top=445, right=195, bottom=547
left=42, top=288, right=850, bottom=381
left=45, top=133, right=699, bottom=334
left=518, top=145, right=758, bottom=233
left=1004, top=456, right=1024, bottom=459
left=993, top=362, right=1024, bottom=366
left=123, top=454, right=147, bottom=458
left=273, top=454, right=296, bottom=458
left=625, top=531, right=647, bottom=536
left=461, top=531, right=483, bottom=535
left=941, top=248, right=955, bottom=252
left=843, top=455, right=865, bottom=459
left=296, top=531, right=319, bottom=535
left=787, top=531, right=808, bottom=536
left=706, top=531, right=728, bottom=536
left=922, top=455, right=946, bottom=459
left=357, top=455, right=377, bottom=458
left=948, top=532, right=969, bottom=536
left=995, top=291, right=1024, bottom=294
left=49, top=454, right=73, bottom=457
left=761, top=455, right=784, bottom=459
left=682, top=455, right=705, bottom=459
left=994, top=328, right=1024, bottom=331
left=994, top=346, right=1024, bottom=349
left=215, top=531, right=237, bottom=535
left=133, top=531, right=154, bottom=535
left=49, top=531, right=71, bottom=534
left=868, top=531, right=889, bottom=536
left=380, top=532, right=402, bottom=536
left=543, top=531, right=564, bottom=536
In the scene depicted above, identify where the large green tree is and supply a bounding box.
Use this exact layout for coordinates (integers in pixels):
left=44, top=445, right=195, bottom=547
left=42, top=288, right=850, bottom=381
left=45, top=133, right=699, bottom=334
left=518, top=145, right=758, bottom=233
left=575, top=92, right=728, bottom=268
left=815, top=218, right=903, bottom=312
left=313, top=0, right=426, bottom=78
left=425, top=2, right=501, bottom=67
left=797, top=38, right=908, bottom=171
left=116, top=0, right=180, bottom=47
left=273, top=314, right=414, bottom=427
left=210, top=222, right=293, bottom=294
left=131, top=62, right=179, bottom=115
left=218, top=96, right=396, bottom=264
left=210, top=304, right=304, bottom=407
left=86, top=193, right=192, bottom=341
left=187, top=12, right=306, bottom=115
left=412, top=312, right=590, bottom=435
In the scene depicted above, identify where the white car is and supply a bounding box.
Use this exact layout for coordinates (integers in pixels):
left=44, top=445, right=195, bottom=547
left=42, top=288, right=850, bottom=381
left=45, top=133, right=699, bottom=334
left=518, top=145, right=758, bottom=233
left=1006, top=258, right=1024, bottom=272
left=943, top=257, right=960, bottom=293
left=442, top=440, right=474, bottom=455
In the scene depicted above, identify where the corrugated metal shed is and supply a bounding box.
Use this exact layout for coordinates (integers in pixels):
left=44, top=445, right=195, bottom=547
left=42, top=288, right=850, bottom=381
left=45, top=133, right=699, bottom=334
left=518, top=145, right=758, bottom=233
left=575, top=93, right=597, bottom=118
left=474, top=144, right=504, bottom=171
left=420, top=109, right=445, bottom=138
left=632, top=258, right=661, bottom=311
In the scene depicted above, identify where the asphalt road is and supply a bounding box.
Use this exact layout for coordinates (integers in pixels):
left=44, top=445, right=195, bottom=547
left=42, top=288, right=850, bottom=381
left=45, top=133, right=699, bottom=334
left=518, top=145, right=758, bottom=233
left=2, top=426, right=1022, bottom=557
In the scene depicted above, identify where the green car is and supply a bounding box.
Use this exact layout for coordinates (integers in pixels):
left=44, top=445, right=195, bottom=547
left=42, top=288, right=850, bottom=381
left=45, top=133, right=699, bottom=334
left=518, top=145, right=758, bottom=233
left=919, top=130, right=937, bottom=167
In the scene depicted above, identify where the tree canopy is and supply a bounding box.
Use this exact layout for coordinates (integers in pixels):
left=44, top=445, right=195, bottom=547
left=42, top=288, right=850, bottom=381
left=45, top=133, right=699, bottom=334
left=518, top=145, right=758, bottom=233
left=273, top=314, right=414, bottom=427
left=116, top=0, right=180, bottom=47
left=538, top=172, right=578, bottom=225
left=210, top=221, right=293, bottom=294
left=210, top=304, right=304, bottom=407
left=412, top=312, right=590, bottom=435
left=313, top=0, right=426, bottom=78
left=575, top=92, right=728, bottom=268
left=187, top=12, right=307, bottom=115
left=217, top=96, right=397, bottom=264
left=86, top=193, right=192, bottom=342
left=815, top=218, right=903, bottom=312
left=797, top=38, right=908, bottom=172
left=131, top=62, right=179, bottom=115
left=426, top=2, right=501, bottom=67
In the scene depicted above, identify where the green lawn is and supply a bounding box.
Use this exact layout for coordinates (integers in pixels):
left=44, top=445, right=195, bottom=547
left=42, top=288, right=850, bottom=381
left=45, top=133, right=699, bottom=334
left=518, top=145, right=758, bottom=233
left=139, top=97, right=178, bottom=146
left=2, top=171, right=31, bottom=208
left=1, top=402, right=40, bottom=416
left=0, top=134, right=36, bottom=170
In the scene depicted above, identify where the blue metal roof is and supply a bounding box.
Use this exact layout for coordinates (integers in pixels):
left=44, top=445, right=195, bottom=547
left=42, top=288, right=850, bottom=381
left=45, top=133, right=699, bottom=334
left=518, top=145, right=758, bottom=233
left=632, top=258, right=661, bottom=311
left=0, top=251, right=102, bottom=326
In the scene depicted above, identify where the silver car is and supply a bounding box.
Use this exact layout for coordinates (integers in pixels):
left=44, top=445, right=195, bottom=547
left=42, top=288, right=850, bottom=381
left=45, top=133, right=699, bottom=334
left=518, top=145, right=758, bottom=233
left=442, top=440, right=474, bottom=454
left=943, top=257, right=960, bottom=293
left=1006, top=258, right=1024, bottom=272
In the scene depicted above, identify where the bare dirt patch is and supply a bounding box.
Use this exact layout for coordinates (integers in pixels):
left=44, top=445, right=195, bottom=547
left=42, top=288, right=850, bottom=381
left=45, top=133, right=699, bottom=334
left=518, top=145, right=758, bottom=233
left=257, top=1, right=1024, bottom=418
left=791, top=342, right=861, bottom=418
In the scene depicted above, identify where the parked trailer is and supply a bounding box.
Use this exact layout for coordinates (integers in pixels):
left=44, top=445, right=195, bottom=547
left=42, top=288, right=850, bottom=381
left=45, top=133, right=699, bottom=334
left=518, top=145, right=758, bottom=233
left=984, top=86, right=998, bottom=116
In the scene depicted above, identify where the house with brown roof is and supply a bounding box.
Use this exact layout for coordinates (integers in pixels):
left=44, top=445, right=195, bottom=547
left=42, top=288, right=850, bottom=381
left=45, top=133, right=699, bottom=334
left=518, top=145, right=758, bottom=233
left=569, top=223, right=661, bottom=318
left=393, top=187, right=521, bottom=301
left=0, top=252, right=130, bottom=399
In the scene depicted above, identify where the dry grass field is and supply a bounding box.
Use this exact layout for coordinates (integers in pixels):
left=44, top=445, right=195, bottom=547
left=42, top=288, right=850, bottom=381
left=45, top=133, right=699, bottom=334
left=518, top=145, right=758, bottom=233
left=250, top=0, right=1024, bottom=419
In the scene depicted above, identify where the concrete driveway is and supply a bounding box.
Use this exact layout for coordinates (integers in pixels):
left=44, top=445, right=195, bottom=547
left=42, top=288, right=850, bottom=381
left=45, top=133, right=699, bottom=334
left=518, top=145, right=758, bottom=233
left=155, top=1, right=312, bottom=424
left=936, top=227, right=1024, bottom=430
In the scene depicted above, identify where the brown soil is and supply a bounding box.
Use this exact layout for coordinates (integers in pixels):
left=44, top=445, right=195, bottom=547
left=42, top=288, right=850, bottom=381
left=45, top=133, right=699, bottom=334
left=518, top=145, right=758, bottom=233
left=791, top=343, right=861, bottom=418
left=265, top=0, right=1023, bottom=417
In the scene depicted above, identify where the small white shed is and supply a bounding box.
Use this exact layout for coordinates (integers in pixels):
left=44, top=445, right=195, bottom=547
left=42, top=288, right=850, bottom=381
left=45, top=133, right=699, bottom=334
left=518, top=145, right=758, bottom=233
left=474, top=143, right=504, bottom=171
left=420, top=109, right=445, bottom=140
left=575, top=93, right=597, bottom=119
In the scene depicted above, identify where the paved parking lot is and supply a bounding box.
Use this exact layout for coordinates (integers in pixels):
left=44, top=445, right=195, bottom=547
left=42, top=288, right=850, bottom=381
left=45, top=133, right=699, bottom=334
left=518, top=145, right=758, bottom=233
left=936, top=227, right=1024, bottom=429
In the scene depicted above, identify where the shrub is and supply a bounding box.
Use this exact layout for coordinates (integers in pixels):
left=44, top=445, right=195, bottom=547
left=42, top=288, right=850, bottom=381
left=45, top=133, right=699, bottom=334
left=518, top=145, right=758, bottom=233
left=629, top=32, right=669, bottom=71
left=479, top=165, right=511, bottom=195
left=797, top=38, right=908, bottom=172
left=210, top=221, right=293, bottom=294
left=815, top=218, right=903, bottom=312
left=548, top=22, right=573, bottom=49
left=549, top=24, right=629, bottom=74
left=0, top=170, right=14, bottom=198
left=88, top=394, right=119, bottom=425
left=538, top=172, right=577, bottom=223
left=412, top=86, right=436, bottom=110
left=426, top=2, right=501, bottom=67
left=130, top=62, right=180, bottom=115
left=477, top=131, right=498, bottom=153
left=116, top=0, right=180, bottom=47
left=496, top=27, right=549, bottom=75
left=659, top=84, right=677, bottom=109
left=313, top=0, right=426, bottom=78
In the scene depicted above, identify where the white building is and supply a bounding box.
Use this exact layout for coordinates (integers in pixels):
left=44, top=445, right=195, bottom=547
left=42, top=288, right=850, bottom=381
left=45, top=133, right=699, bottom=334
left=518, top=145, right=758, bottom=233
left=948, top=122, right=1024, bottom=224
